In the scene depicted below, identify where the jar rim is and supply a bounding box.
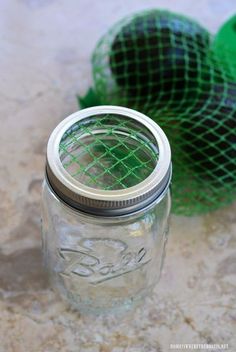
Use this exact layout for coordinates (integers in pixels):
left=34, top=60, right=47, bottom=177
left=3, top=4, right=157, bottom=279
left=46, top=106, right=171, bottom=216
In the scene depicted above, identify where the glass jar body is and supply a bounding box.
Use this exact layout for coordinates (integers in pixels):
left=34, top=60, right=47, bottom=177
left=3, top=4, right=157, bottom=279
left=42, top=180, right=171, bottom=314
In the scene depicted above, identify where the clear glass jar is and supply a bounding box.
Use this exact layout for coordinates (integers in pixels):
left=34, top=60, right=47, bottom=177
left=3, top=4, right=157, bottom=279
left=42, top=106, right=171, bottom=314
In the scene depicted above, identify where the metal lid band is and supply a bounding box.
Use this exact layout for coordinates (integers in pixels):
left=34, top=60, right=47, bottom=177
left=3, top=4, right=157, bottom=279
left=46, top=106, right=171, bottom=216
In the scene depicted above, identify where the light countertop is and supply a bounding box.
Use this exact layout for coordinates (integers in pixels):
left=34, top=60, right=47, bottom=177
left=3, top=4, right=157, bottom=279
left=0, top=1, right=235, bottom=351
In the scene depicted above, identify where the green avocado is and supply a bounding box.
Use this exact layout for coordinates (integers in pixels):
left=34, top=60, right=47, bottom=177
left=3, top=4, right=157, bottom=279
left=109, top=10, right=210, bottom=110
left=182, top=82, right=236, bottom=183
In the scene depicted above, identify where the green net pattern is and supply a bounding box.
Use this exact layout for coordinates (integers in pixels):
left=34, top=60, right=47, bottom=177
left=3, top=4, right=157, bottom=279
left=59, top=113, right=158, bottom=190
left=91, top=9, right=236, bottom=215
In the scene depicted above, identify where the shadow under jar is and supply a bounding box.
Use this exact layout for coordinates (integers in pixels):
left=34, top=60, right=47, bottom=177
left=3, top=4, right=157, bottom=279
left=42, top=106, right=172, bottom=314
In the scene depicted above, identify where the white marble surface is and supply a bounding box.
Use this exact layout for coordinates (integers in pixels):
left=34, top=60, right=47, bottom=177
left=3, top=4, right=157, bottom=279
left=0, top=1, right=236, bottom=351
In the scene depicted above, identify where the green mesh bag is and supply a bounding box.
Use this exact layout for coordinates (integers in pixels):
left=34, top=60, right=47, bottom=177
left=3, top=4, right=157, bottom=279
left=82, top=9, right=236, bottom=215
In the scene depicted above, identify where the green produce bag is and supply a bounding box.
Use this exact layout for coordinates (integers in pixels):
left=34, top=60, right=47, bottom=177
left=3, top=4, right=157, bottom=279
left=79, top=9, right=236, bottom=215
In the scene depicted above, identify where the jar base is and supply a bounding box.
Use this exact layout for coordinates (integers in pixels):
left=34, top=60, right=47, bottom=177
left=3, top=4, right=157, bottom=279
left=54, top=283, right=155, bottom=316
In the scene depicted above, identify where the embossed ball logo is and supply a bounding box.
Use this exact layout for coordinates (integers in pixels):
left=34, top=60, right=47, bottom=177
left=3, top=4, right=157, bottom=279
left=59, top=238, right=151, bottom=285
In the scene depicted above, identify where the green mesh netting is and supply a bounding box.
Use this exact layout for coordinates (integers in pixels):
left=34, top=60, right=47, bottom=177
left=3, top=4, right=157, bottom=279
left=59, top=113, right=158, bottom=190
left=88, top=9, right=236, bottom=215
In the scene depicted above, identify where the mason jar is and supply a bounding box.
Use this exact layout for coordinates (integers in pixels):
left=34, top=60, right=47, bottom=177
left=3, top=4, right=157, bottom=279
left=42, top=106, right=171, bottom=314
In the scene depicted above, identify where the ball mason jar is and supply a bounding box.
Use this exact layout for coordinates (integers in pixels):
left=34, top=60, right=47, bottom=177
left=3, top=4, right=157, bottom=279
left=42, top=106, right=171, bottom=314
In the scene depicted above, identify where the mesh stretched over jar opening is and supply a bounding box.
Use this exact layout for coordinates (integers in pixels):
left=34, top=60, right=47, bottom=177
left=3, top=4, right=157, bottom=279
left=59, top=113, right=158, bottom=190
left=46, top=106, right=171, bottom=216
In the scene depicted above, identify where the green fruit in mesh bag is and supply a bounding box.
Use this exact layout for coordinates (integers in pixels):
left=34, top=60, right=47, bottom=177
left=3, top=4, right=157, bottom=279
left=109, top=10, right=210, bottom=109
left=182, top=82, right=236, bottom=183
